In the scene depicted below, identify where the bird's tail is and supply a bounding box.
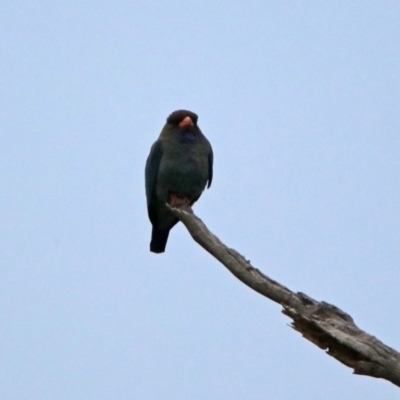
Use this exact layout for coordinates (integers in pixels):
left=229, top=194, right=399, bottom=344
left=150, top=228, right=170, bottom=253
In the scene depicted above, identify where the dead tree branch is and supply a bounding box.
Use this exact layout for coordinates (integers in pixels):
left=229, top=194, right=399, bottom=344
left=167, top=203, right=400, bottom=388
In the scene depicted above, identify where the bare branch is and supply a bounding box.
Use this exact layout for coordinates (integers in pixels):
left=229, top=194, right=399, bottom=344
left=167, top=203, right=400, bottom=388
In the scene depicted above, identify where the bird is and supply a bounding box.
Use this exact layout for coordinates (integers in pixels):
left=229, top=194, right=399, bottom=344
left=145, top=110, right=213, bottom=253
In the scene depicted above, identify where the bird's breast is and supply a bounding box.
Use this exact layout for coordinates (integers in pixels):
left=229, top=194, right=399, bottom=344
left=157, top=142, right=209, bottom=200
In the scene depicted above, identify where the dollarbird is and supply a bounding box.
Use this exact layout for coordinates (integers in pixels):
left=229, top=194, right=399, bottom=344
left=145, top=110, right=213, bottom=253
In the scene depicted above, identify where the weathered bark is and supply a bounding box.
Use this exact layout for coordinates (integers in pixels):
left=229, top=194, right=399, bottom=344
left=167, top=203, right=400, bottom=388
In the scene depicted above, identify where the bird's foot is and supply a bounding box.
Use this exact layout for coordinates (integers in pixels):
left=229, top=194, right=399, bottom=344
left=169, top=193, right=191, bottom=208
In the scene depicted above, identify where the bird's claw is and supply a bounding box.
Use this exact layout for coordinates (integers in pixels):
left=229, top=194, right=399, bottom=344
left=169, top=193, right=190, bottom=208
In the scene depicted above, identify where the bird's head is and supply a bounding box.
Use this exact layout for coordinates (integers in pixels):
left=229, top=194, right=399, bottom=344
left=166, top=110, right=198, bottom=131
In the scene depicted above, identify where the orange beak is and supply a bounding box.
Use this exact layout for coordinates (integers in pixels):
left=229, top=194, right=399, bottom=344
left=179, top=116, right=194, bottom=129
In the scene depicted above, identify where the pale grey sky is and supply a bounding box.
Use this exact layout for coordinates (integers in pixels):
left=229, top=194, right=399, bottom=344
left=1, top=1, right=399, bottom=399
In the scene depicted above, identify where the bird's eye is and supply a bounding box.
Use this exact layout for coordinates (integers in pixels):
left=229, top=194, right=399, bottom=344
left=167, top=116, right=181, bottom=125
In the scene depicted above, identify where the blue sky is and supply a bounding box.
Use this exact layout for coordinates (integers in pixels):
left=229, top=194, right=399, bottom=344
left=1, top=1, right=399, bottom=399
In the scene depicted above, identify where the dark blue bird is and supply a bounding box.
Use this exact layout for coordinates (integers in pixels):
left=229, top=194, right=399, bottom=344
left=145, top=110, right=213, bottom=253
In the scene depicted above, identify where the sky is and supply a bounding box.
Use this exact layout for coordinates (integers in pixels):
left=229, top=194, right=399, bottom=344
left=1, top=1, right=400, bottom=399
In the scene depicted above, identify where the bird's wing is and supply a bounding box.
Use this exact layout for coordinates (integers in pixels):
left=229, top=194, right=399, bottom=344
left=207, top=146, right=213, bottom=188
left=145, top=140, right=163, bottom=224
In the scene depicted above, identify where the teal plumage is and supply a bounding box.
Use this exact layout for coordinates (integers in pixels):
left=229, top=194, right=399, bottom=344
left=145, top=110, right=213, bottom=253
